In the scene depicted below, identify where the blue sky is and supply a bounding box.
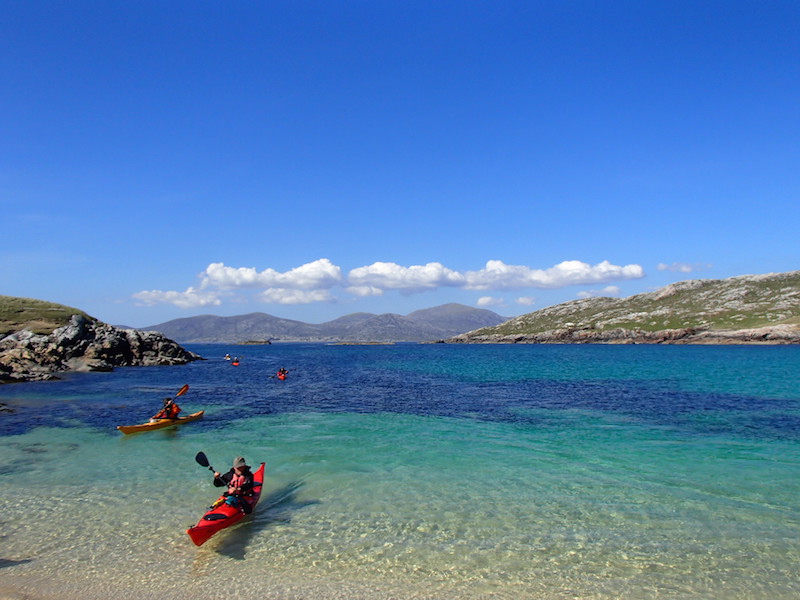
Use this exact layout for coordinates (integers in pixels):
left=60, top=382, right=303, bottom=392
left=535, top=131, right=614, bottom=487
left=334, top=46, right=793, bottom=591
left=2, top=1, right=798, bottom=327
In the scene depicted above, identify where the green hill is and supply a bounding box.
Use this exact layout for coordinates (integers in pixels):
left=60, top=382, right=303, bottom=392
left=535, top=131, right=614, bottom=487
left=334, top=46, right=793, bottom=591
left=449, top=271, right=800, bottom=344
left=0, top=295, right=94, bottom=336
left=1, top=295, right=201, bottom=383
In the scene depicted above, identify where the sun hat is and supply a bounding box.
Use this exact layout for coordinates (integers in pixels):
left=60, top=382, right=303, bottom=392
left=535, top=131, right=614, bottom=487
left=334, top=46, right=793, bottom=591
left=233, top=456, right=247, bottom=468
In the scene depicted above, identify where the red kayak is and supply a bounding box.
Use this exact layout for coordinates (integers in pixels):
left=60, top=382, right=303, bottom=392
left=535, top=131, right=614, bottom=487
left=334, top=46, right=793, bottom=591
left=187, top=462, right=265, bottom=546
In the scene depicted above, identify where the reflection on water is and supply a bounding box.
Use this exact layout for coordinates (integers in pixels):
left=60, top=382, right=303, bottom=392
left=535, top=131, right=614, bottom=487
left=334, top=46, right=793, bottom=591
left=0, top=344, right=798, bottom=599
left=211, top=479, right=315, bottom=560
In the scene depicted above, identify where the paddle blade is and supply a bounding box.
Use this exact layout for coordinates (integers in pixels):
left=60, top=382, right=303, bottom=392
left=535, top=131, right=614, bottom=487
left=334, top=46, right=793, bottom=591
left=195, top=451, right=210, bottom=468
left=176, top=384, right=190, bottom=397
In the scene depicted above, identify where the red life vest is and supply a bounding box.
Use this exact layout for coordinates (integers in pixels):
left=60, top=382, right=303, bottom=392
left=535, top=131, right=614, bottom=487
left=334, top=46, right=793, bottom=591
left=154, top=403, right=180, bottom=420
left=228, top=471, right=253, bottom=495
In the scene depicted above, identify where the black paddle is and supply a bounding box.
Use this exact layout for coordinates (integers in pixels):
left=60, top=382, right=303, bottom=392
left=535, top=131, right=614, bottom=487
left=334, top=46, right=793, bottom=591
left=195, top=451, right=215, bottom=474
left=195, top=452, right=230, bottom=512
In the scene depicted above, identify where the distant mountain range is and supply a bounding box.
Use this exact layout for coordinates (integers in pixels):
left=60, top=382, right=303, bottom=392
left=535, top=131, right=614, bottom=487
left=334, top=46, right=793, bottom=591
left=142, top=303, right=510, bottom=343
left=448, top=271, right=800, bottom=344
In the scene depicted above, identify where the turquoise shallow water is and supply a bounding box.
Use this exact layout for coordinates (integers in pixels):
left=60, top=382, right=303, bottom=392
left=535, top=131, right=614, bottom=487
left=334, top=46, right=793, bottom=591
left=0, top=344, right=799, bottom=599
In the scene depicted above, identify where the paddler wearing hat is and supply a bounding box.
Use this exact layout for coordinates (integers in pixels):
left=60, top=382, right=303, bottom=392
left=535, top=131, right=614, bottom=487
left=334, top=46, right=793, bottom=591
left=212, top=456, right=255, bottom=513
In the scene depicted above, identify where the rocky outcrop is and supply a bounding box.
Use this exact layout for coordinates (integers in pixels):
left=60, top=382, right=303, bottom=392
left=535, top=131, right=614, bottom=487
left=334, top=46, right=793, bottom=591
left=448, top=324, right=800, bottom=345
left=0, top=314, right=203, bottom=383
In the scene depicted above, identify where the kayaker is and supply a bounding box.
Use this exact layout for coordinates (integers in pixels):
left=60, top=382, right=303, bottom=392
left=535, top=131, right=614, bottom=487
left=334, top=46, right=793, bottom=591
left=212, top=456, right=255, bottom=513
left=276, top=367, right=288, bottom=379
left=151, top=397, right=181, bottom=421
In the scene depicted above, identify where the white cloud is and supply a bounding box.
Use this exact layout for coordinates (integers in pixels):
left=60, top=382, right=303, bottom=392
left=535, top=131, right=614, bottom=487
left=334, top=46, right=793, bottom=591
left=577, top=285, right=621, bottom=299
left=464, top=260, right=644, bottom=290
left=258, top=288, right=336, bottom=305
left=132, top=287, right=222, bottom=308
left=516, top=296, right=536, bottom=306
left=476, top=296, right=504, bottom=307
left=347, top=261, right=465, bottom=293
left=201, top=258, right=342, bottom=290
left=657, top=262, right=712, bottom=273
left=345, top=285, right=384, bottom=297
left=133, top=257, right=645, bottom=309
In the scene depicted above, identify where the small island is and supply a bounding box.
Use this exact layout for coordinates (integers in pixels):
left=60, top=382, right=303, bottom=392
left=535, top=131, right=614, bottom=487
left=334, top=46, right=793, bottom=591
left=0, top=295, right=202, bottom=383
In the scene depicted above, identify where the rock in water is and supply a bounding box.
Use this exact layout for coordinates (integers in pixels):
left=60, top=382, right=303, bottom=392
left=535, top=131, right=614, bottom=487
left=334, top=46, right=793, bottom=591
left=0, top=314, right=202, bottom=383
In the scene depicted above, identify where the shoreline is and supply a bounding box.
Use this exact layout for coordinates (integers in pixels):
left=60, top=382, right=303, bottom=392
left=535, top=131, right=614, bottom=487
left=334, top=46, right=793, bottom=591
left=447, top=324, right=800, bottom=345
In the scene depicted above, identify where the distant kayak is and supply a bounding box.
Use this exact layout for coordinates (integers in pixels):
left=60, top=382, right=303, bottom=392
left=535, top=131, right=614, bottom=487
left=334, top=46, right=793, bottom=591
left=116, top=410, right=205, bottom=435
left=187, top=462, right=265, bottom=546
left=276, top=372, right=286, bottom=380
left=232, top=361, right=240, bottom=366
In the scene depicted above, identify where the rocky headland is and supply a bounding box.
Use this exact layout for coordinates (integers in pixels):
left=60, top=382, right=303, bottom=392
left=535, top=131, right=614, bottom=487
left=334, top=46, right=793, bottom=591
left=447, top=323, right=800, bottom=344
left=448, top=271, right=800, bottom=345
left=1, top=297, right=202, bottom=383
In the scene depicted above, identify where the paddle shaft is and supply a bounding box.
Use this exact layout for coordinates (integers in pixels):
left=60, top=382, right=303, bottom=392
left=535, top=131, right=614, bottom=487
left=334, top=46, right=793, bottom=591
left=195, top=451, right=218, bottom=477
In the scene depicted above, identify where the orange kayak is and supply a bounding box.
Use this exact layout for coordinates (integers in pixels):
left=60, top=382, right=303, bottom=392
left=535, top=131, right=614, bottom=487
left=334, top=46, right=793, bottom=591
left=116, top=410, right=205, bottom=435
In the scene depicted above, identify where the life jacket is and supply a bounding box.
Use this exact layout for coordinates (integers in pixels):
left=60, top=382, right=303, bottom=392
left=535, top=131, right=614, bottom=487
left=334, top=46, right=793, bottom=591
left=228, top=470, right=253, bottom=496
left=154, top=403, right=181, bottom=420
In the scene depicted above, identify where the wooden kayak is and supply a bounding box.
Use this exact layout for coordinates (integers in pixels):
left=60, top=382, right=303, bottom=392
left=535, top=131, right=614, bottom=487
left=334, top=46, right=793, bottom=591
left=187, top=462, right=265, bottom=546
left=116, top=410, right=205, bottom=435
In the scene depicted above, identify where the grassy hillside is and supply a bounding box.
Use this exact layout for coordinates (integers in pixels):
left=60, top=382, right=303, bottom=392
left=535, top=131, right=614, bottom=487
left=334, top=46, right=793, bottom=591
left=464, top=271, right=800, bottom=337
left=0, top=295, right=94, bottom=336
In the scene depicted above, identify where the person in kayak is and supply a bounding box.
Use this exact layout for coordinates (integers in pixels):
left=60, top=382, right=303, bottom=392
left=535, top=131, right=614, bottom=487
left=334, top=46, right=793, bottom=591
left=212, top=456, right=255, bottom=513
left=276, top=367, right=288, bottom=379
left=151, top=397, right=181, bottom=421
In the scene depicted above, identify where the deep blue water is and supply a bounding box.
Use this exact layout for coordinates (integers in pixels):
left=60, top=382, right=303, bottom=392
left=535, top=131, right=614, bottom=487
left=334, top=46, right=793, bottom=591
left=2, top=343, right=799, bottom=440
left=1, top=343, right=799, bottom=600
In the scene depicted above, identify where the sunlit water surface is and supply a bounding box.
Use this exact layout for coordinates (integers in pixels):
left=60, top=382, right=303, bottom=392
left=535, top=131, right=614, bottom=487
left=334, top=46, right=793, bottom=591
left=1, top=344, right=798, bottom=599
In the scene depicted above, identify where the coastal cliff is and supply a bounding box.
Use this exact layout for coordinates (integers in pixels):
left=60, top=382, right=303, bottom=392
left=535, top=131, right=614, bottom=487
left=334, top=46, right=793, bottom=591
left=448, top=271, right=800, bottom=344
left=0, top=297, right=202, bottom=383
